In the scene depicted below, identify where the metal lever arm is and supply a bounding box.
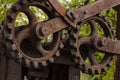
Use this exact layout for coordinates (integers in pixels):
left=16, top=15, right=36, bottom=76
left=35, top=17, right=68, bottom=39
left=92, top=35, right=120, bottom=55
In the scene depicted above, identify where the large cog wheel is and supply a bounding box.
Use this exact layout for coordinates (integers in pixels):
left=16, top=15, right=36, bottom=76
left=3, top=0, right=62, bottom=68
left=70, top=16, right=114, bottom=74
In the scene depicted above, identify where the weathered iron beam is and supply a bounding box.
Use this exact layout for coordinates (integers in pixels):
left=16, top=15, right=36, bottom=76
left=68, top=0, right=120, bottom=23
left=48, top=0, right=76, bottom=27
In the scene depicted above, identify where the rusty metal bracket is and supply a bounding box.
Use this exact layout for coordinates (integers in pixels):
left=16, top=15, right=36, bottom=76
left=48, top=0, right=76, bottom=27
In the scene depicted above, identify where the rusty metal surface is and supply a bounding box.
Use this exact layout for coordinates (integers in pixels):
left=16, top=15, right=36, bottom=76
left=1, top=0, right=120, bottom=80
left=48, top=0, right=76, bottom=27
left=36, top=17, right=68, bottom=39
left=70, top=16, right=114, bottom=74
left=92, top=35, right=120, bottom=55
left=67, top=0, right=120, bottom=23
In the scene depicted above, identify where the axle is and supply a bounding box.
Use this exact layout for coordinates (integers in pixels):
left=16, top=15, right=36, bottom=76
left=91, top=35, right=120, bottom=55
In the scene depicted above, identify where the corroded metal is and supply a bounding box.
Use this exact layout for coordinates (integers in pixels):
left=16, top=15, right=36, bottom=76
left=1, top=0, right=120, bottom=80
left=92, top=35, right=120, bottom=55
left=70, top=16, right=114, bottom=74
left=67, top=0, right=120, bottom=23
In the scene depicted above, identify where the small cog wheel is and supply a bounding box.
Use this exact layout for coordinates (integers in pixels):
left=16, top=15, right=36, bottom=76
left=70, top=16, right=114, bottom=74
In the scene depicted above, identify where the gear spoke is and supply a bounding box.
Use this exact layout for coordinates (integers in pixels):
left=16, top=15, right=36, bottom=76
left=89, top=20, right=98, bottom=35
left=78, top=36, right=91, bottom=45
left=87, top=48, right=98, bottom=65
left=16, top=28, right=30, bottom=45
left=23, top=8, right=37, bottom=25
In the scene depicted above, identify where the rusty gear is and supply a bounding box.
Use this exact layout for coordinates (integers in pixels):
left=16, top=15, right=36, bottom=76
left=2, top=0, right=63, bottom=68
left=70, top=16, right=114, bottom=74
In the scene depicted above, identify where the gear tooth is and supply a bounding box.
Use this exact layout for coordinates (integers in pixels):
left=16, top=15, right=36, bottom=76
left=62, top=33, right=66, bottom=40
left=72, top=51, right=79, bottom=59
left=71, top=50, right=76, bottom=56
left=11, top=51, right=16, bottom=58
left=60, top=43, right=64, bottom=48
left=98, top=14, right=102, bottom=17
left=102, top=67, right=108, bottom=72
left=109, top=22, right=113, bottom=27
left=12, top=4, right=21, bottom=11
left=21, top=0, right=28, bottom=5
left=75, top=53, right=80, bottom=58
left=76, top=25, right=81, bottom=30
left=82, top=64, right=85, bottom=68
left=89, top=68, right=95, bottom=75
left=73, top=43, right=77, bottom=47
left=7, top=23, right=13, bottom=29
left=7, top=13, right=15, bottom=20
left=80, top=64, right=86, bottom=72
left=95, top=70, right=98, bottom=74
left=55, top=51, right=60, bottom=57
left=12, top=44, right=17, bottom=50
left=95, top=69, right=101, bottom=74
left=70, top=39, right=74, bottom=45
left=45, top=1, right=50, bottom=6
left=98, top=69, right=101, bottom=74
left=9, top=34, right=13, bottom=40
left=25, top=59, right=30, bottom=66
left=79, top=62, right=84, bottom=66
left=107, top=62, right=112, bottom=67
left=74, top=58, right=79, bottom=63
left=18, top=52, right=23, bottom=59
left=49, top=58, right=54, bottom=63
left=88, top=68, right=95, bottom=75
left=42, top=61, right=47, bottom=66
left=103, top=16, right=108, bottom=21
left=84, top=66, right=89, bottom=71
left=68, top=30, right=71, bottom=34
left=73, top=34, right=77, bottom=38
left=112, top=30, right=116, bottom=36
left=6, top=34, right=13, bottom=40
left=88, top=68, right=91, bottom=73
left=33, top=62, right=39, bottom=68
left=18, top=58, right=22, bottom=63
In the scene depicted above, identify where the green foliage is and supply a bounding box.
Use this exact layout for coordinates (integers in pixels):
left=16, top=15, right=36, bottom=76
left=15, top=13, right=29, bottom=26
left=0, top=0, right=17, bottom=22
left=59, top=0, right=95, bottom=9
left=29, top=6, right=48, bottom=22
left=102, top=9, right=117, bottom=30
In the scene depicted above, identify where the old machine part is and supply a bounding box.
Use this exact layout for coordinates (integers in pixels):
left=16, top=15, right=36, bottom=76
left=1, top=0, right=120, bottom=80
left=70, top=16, right=114, bottom=74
